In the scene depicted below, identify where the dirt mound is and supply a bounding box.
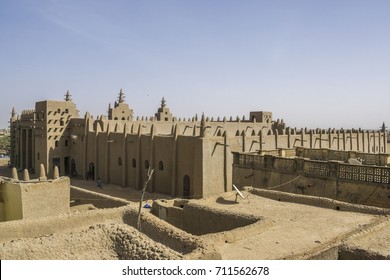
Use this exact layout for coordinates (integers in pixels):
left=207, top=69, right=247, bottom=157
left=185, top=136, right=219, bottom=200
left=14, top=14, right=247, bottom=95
left=0, top=223, right=182, bottom=260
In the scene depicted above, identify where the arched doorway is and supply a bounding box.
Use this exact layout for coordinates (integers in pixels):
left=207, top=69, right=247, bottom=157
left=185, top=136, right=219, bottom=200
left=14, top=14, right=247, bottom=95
left=88, top=162, right=95, bottom=180
left=183, top=175, right=190, bottom=198
left=71, top=159, right=77, bottom=177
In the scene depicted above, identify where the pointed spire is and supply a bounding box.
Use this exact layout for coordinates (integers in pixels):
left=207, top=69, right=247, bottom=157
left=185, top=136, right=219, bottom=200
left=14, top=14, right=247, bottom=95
left=118, top=89, right=125, bottom=103
left=382, top=122, right=387, bottom=132
left=23, top=169, right=30, bottom=181
left=39, top=164, right=47, bottom=180
left=200, top=112, right=207, bottom=137
left=161, top=97, right=166, bottom=108
left=65, top=90, right=72, bottom=101
left=11, top=167, right=18, bottom=180
left=53, top=166, right=60, bottom=179
left=11, top=107, right=16, bottom=117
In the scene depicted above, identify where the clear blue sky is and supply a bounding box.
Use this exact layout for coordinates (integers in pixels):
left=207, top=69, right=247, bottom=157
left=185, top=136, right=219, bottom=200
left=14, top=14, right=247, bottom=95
left=1, top=0, right=390, bottom=129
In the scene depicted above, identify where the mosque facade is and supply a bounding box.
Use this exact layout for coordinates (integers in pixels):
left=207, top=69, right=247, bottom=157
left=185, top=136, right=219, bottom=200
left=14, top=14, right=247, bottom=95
left=9, top=90, right=388, bottom=198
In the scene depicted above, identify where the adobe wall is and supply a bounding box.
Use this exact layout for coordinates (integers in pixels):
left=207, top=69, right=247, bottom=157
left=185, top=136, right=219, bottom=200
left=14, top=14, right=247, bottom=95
left=234, top=166, right=390, bottom=208
left=0, top=207, right=123, bottom=243
left=296, top=147, right=390, bottom=165
left=183, top=203, right=260, bottom=235
left=152, top=136, right=174, bottom=194
left=0, top=177, right=70, bottom=222
left=125, top=134, right=140, bottom=190
left=175, top=136, right=203, bottom=198
left=82, top=123, right=206, bottom=198
left=152, top=198, right=260, bottom=236
left=245, top=187, right=390, bottom=215
left=202, top=136, right=233, bottom=197
left=20, top=177, right=70, bottom=219
left=107, top=131, right=125, bottom=186
left=151, top=200, right=185, bottom=229
left=0, top=181, right=23, bottom=221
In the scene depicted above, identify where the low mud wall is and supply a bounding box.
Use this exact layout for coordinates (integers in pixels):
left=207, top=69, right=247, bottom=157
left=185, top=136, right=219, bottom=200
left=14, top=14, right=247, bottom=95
left=151, top=200, right=189, bottom=230
left=306, top=245, right=390, bottom=260
left=234, top=165, right=390, bottom=208
left=152, top=198, right=263, bottom=236
left=246, top=187, right=390, bottom=215
left=121, top=207, right=216, bottom=259
left=338, top=246, right=390, bottom=260
left=183, top=203, right=259, bottom=235
left=0, top=204, right=215, bottom=259
left=70, top=186, right=129, bottom=208
left=0, top=207, right=126, bottom=243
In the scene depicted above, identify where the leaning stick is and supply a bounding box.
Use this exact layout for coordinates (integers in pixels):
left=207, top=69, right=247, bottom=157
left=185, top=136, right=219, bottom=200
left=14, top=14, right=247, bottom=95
left=137, top=167, right=154, bottom=231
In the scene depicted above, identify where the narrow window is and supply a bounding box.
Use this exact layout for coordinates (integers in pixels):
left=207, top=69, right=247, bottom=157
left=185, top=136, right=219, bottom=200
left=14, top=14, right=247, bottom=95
left=159, top=161, right=164, bottom=171
left=65, top=140, right=68, bottom=147
left=55, top=140, right=59, bottom=147
left=118, top=157, right=122, bottom=166
left=132, top=158, right=136, bottom=168
left=145, top=160, right=149, bottom=169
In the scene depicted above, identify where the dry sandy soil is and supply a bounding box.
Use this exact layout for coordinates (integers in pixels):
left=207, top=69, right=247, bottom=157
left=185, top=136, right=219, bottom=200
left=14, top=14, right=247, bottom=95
left=195, top=191, right=390, bottom=259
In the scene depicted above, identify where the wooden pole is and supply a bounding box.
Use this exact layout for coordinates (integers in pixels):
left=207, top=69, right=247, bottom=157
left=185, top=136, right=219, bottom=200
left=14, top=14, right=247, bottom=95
left=137, top=167, right=154, bottom=231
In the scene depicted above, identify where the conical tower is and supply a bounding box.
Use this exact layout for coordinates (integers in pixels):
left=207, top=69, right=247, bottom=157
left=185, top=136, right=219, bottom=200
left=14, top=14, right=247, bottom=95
left=118, top=89, right=125, bottom=104
left=64, top=90, right=72, bottom=101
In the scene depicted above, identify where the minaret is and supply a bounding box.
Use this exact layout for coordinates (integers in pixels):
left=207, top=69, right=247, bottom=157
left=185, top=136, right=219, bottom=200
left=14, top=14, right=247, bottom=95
left=118, top=89, right=125, bottom=104
left=381, top=122, right=387, bottom=132
left=108, top=89, right=133, bottom=120
left=65, top=90, right=72, bottom=101
left=155, top=97, right=173, bottom=121
left=11, top=107, right=17, bottom=121
left=108, top=103, right=112, bottom=119
left=200, top=112, right=207, bottom=137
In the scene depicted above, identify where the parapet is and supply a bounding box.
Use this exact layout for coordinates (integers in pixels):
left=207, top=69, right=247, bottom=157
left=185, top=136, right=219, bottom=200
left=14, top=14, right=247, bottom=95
left=0, top=175, right=70, bottom=222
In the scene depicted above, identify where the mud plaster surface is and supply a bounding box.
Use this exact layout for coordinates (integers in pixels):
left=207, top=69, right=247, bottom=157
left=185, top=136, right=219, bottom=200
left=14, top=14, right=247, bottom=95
left=196, top=191, right=385, bottom=259
left=0, top=223, right=181, bottom=260
left=2, top=158, right=390, bottom=260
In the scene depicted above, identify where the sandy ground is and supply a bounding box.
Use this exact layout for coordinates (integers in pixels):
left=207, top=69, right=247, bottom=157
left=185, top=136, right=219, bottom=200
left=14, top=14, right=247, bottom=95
left=195, top=191, right=385, bottom=259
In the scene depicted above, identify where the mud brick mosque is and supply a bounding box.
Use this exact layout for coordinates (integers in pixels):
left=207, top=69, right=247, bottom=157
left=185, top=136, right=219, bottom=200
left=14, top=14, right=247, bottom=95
left=9, top=90, right=388, bottom=198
